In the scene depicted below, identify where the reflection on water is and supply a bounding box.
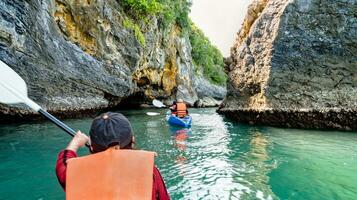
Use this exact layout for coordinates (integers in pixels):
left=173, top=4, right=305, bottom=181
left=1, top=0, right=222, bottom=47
left=169, top=127, right=191, bottom=175
left=169, top=127, right=191, bottom=151
left=0, top=108, right=356, bottom=200
left=223, top=124, right=277, bottom=200
left=247, top=131, right=275, bottom=200
left=250, top=132, right=269, bottom=160
left=164, top=110, right=278, bottom=200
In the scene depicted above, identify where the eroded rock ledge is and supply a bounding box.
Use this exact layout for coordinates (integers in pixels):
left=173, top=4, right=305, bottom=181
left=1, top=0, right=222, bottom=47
left=219, top=0, right=357, bottom=131
left=219, top=107, right=357, bottom=131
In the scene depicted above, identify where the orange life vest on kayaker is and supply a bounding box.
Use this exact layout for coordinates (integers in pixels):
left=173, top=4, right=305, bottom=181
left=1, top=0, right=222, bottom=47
left=176, top=102, right=187, bottom=118
left=66, top=148, right=155, bottom=200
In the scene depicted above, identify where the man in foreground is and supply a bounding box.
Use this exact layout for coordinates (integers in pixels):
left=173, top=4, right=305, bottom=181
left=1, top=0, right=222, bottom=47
left=55, top=112, right=170, bottom=200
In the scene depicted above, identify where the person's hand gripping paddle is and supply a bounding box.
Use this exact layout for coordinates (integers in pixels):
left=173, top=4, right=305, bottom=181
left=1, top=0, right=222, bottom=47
left=0, top=60, right=90, bottom=148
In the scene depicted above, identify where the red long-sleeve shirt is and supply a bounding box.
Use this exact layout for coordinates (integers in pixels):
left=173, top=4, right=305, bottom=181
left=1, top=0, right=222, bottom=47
left=56, top=150, right=170, bottom=200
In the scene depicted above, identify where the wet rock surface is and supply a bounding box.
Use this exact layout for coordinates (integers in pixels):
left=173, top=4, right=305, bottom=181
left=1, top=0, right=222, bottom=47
left=194, top=76, right=227, bottom=100
left=219, top=0, right=357, bottom=130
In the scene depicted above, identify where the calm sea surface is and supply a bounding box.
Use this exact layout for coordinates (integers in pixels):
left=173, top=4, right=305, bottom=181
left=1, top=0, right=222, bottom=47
left=0, top=108, right=356, bottom=200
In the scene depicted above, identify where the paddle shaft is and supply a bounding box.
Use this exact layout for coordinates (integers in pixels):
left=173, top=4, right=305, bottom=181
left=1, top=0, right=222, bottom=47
left=0, top=60, right=90, bottom=149
left=38, top=109, right=90, bottom=148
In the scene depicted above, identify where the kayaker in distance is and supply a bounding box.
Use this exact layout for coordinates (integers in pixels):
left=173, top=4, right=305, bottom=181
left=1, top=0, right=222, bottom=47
left=169, top=99, right=188, bottom=118
left=55, top=112, right=170, bottom=200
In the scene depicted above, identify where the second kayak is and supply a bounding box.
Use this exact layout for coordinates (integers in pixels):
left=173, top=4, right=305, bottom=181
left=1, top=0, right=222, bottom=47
left=166, top=112, right=192, bottom=128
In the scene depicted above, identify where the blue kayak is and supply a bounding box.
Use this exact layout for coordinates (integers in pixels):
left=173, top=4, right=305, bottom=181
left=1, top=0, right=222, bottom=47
left=166, top=112, right=192, bottom=128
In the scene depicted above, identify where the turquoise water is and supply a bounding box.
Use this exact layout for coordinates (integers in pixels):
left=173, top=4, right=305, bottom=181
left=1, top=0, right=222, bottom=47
left=0, top=108, right=356, bottom=200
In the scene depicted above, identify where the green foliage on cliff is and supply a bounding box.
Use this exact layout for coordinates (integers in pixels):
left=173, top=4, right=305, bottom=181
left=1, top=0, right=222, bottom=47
left=120, top=0, right=226, bottom=85
left=189, top=24, right=227, bottom=85
left=121, top=0, right=163, bottom=18
left=123, top=18, right=146, bottom=46
left=120, top=0, right=191, bottom=46
left=121, top=0, right=191, bottom=30
left=158, top=0, right=192, bottom=30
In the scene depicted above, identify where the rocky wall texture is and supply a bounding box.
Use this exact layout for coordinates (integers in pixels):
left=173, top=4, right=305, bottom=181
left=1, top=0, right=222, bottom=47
left=0, top=0, right=226, bottom=120
left=218, top=0, right=357, bottom=130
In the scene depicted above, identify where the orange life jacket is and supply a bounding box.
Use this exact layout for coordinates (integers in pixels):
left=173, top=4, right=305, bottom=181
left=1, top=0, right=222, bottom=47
left=66, top=148, right=155, bottom=200
left=176, top=102, right=187, bottom=118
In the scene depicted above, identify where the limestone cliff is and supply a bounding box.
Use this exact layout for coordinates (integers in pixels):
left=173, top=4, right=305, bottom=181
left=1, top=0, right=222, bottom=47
left=219, top=0, right=357, bottom=130
left=0, top=0, right=226, bottom=120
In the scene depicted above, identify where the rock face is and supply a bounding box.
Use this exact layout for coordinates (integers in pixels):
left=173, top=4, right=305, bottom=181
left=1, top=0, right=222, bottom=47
left=219, top=0, right=357, bottom=130
left=193, top=76, right=226, bottom=107
left=0, top=0, right=226, bottom=120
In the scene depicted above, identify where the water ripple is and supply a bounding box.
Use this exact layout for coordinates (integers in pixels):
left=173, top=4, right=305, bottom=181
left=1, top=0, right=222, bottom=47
left=0, top=108, right=356, bottom=200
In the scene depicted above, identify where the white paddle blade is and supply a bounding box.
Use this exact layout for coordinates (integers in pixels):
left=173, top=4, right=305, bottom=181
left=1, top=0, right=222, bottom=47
left=146, top=112, right=160, bottom=116
left=152, top=99, right=165, bottom=108
left=0, top=60, right=28, bottom=104
left=0, top=60, right=41, bottom=111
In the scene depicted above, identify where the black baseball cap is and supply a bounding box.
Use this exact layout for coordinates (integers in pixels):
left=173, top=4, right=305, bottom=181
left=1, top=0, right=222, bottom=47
left=89, top=112, right=133, bottom=151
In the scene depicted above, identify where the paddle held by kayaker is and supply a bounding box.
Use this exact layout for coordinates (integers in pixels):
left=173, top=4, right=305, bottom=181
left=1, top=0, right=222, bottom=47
left=55, top=112, right=170, bottom=200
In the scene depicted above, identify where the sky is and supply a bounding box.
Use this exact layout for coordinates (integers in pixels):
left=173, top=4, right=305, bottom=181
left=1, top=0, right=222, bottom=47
left=190, top=0, right=253, bottom=56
